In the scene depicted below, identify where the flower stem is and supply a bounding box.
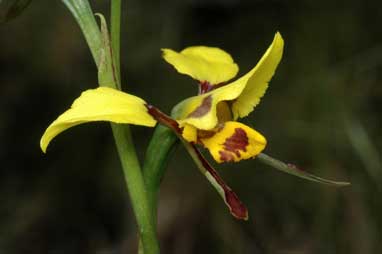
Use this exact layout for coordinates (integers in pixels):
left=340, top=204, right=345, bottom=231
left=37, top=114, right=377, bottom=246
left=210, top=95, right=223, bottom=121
left=61, top=1, right=160, bottom=253
left=143, top=125, right=178, bottom=226
left=111, top=124, right=160, bottom=254
left=138, top=126, right=177, bottom=254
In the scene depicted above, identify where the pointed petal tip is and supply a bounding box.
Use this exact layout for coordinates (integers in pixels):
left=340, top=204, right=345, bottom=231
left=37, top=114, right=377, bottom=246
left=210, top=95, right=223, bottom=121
left=40, top=132, right=50, bottom=154
left=225, top=189, right=249, bottom=220
left=274, top=32, right=284, bottom=48
left=40, top=141, right=47, bottom=154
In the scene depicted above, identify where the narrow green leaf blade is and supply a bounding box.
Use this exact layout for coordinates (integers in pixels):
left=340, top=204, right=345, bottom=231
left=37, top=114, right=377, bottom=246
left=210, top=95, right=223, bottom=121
left=95, top=13, right=117, bottom=88
left=257, top=153, right=351, bottom=186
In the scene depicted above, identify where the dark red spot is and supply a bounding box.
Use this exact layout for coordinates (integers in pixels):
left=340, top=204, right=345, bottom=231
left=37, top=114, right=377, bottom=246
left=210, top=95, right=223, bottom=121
left=219, top=128, right=249, bottom=162
left=199, top=81, right=213, bottom=94
left=199, top=81, right=227, bottom=94
left=187, top=95, right=212, bottom=118
left=192, top=144, right=248, bottom=220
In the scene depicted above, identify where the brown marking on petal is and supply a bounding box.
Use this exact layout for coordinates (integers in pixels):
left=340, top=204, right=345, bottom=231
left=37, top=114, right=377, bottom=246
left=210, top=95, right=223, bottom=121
left=197, top=129, right=216, bottom=139
left=199, top=81, right=227, bottom=94
left=146, top=104, right=182, bottom=133
left=219, top=128, right=249, bottom=162
left=192, top=144, right=248, bottom=220
left=219, top=150, right=235, bottom=162
left=187, top=95, right=212, bottom=118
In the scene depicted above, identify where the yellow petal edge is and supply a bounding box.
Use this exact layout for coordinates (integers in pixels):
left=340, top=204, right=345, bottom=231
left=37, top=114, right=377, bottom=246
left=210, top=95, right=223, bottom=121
left=232, top=32, right=284, bottom=119
left=162, top=46, right=239, bottom=84
left=171, top=32, right=284, bottom=130
left=201, top=121, right=266, bottom=163
left=40, top=87, right=157, bottom=153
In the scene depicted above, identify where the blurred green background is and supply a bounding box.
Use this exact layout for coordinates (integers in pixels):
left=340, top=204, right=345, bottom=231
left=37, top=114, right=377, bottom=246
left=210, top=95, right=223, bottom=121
left=1, top=0, right=381, bottom=253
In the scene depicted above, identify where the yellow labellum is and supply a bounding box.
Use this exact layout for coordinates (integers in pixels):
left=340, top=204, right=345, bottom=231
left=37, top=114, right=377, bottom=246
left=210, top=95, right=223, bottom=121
left=200, top=121, right=266, bottom=163
left=162, top=46, right=239, bottom=85
left=40, top=87, right=157, bottom=153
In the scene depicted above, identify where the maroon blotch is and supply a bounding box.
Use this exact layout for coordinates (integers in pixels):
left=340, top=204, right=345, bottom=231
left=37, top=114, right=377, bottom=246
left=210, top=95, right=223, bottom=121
left=199, top=81, right=227, bottom=94
left=219, top=127, right=249, bottom=162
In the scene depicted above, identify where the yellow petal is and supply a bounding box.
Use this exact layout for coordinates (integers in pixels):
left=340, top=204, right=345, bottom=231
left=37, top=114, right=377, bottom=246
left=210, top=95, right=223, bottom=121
left=40, top=87, right=157, bottom=153
left=181, top=124, right=197, bottom=143
left=162, top=46, right=239, bottom=84
left=171, top=79, right=247, bottom=130
left=200, top=121, right=266, bottom=163
left=232, top=32, right=284, bottom=119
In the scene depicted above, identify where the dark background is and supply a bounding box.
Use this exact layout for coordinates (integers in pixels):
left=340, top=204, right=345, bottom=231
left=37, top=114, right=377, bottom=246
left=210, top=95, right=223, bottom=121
left=1, top=0, right=381, bottom=253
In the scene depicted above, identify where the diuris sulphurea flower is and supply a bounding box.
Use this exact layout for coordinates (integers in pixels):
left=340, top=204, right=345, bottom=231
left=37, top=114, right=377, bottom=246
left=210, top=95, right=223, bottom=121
left=163, top=32, right=283, bottom=163
left=41, top=32, right=349, bottom=220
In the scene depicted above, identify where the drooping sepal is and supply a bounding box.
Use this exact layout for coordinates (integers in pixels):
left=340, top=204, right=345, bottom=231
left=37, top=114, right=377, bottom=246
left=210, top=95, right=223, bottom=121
left=40, top=87, right=157, bottom=153
left=201, top=121, right=266, bottom=163
left=185, top=142, right=249, bottom=220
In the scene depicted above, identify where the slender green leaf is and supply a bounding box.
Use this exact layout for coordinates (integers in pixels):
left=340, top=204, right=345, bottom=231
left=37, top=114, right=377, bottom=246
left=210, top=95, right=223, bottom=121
left=257, top=153, right=351, bottom=186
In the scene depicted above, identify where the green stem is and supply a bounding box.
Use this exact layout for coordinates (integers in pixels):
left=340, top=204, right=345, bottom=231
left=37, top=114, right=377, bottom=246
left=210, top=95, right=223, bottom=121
left=112, top=125, right=160, bottom=254
left=61, top=1, right=160, bottom=253
left=139, top=126, right=178, bottom=254
left=143, top=125, right=178, bottom=225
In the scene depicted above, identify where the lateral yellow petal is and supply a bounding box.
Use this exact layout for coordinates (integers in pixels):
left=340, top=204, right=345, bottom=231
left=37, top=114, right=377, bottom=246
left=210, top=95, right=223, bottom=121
left=200, top=121, right=266, bottom=163
left=181, top=124, right=198, bottom=143
left=162, top=46, right=239, bottom=84
left=171, top=79, right=247, bottom=130
left=232, top=32, right=284, bottom=119
left=40, top=87, right=157, bottom=153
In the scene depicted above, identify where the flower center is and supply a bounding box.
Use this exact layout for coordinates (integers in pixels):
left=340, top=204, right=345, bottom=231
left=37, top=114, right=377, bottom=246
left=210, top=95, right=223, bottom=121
left=196, top=101, right=233, bottom=142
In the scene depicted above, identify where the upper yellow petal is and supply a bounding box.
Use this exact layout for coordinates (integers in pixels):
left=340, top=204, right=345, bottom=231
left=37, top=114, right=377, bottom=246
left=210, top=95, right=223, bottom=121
left=200, top=121, right=266, bottom=163
left=40, top=87, right=157, bottom=153
left=170, top=32, right=284, bottom=129
left=162, top=46, right=239, bottom=84
left=232, top=32, right=284, bottom=119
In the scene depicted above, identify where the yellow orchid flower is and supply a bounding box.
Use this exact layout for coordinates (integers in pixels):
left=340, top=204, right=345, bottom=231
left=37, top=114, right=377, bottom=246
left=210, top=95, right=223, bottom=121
left=40, top=32, right=283, bottom=221
left=163, top=32, right=284, bottom=163
left=40, top=32, right=348, bottom=220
